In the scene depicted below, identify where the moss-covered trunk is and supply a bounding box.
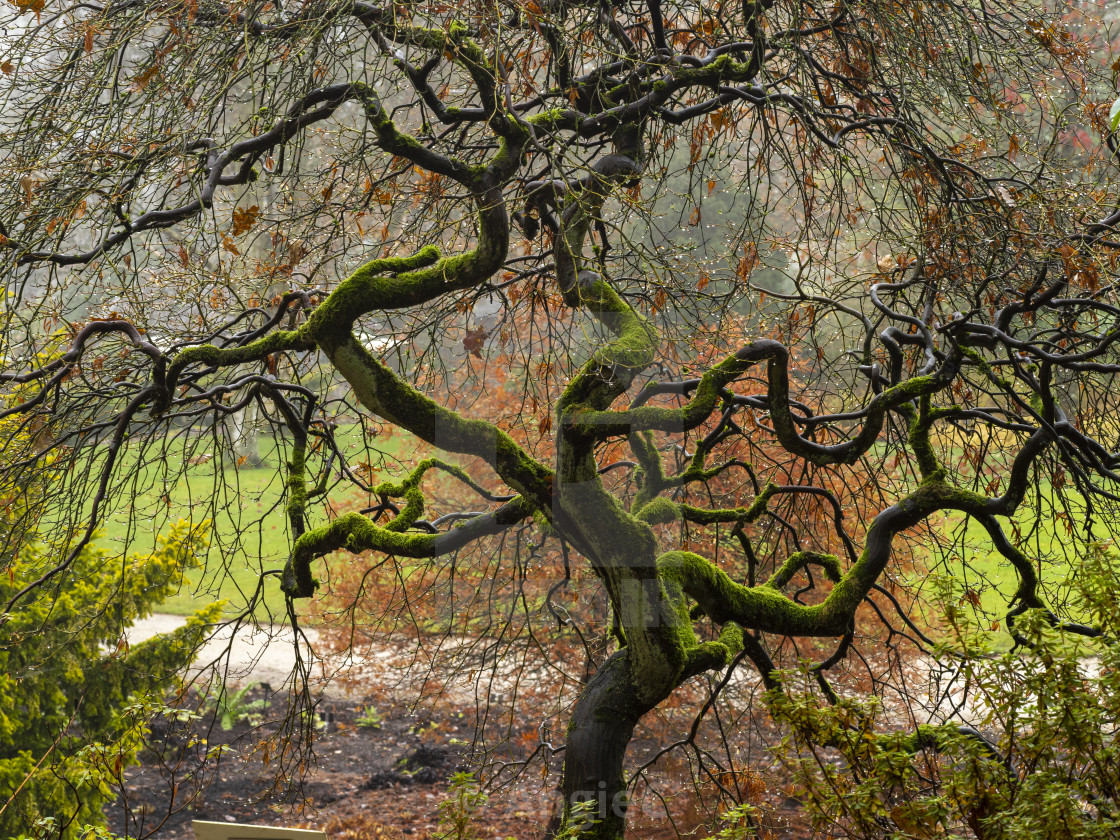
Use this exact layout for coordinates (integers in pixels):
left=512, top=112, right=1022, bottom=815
left=559, top=652, right=654, bottom=839
left=549, top=476, right=685, bottom=838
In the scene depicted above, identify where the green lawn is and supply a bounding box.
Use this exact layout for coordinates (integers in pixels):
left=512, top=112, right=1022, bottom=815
left=84, top=424, right=417, bottom=619
left=903, top=489, right=1114, bottom=648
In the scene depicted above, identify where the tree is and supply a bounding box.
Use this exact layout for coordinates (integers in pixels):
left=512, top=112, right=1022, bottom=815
left=0, top=521, right=217, bottom=839
left=2, top=0, right=1120, bottom=836
left=770, top=542, right=1120, bottom=840
left=0, top=371, right=217, bottom=839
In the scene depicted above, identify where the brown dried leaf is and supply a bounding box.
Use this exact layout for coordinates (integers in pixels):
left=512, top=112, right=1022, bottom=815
left=231, top=204, right=260, bottom=236
left=736, top=243, right=759, bottom=281
left=463, top=326, right=488, bottom=359
left=132, top=63, right=160, bottom=91
left=959, top=589, right=982, bottom=608
left=287, top=241, right=306, bottom=266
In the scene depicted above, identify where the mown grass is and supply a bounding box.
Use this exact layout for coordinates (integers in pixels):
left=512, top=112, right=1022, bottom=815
left=903, top=478, right=1110, bottom=649
left=87, top=424, right=416, bottom=618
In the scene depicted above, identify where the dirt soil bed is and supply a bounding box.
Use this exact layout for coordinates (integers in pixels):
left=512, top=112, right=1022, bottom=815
left=105, top=686, right=811, bottom=840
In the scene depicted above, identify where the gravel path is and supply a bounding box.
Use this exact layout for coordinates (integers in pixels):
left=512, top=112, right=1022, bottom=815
left=134, top=613, right=1057, bottom=729
left=127, top=613, right=328, bottom=691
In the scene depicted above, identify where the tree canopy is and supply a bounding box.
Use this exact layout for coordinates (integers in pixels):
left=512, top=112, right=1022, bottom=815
left=3, top=0, right=1120, bottom=836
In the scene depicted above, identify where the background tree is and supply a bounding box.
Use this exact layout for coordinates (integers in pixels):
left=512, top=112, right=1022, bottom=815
left=3, top=0, right=1120, bottom=837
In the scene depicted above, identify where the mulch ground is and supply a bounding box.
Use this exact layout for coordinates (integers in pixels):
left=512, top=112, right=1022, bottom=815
left=104, top=686, right=813, bottom=840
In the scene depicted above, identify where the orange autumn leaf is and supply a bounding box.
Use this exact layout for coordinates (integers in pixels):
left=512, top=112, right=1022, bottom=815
left=736, top=243, right=759, bottom=280
left=14, top=0, right=43, bottom=19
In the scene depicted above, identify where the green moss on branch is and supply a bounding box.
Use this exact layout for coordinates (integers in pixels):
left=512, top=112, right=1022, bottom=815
left=634, top=495, right=679, bottom=525
left=159, top=328, right=313, bottom=412
left=280, top=497, right=534, bottom=597
left=766, top=551, right=842, bottom=590
left=657, top=550, right=835, bottom=635
left=324, top=335, right=554, bottom=509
